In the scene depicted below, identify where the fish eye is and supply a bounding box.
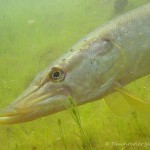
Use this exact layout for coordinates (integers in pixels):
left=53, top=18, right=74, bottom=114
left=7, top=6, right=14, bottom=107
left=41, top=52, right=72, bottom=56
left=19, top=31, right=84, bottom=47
left=49, top=67, right=65, bottom=82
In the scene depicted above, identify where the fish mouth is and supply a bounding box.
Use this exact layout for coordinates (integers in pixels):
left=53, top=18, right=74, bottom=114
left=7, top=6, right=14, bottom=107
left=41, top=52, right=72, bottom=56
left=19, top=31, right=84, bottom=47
left=0, top=85, right=68, bottom=124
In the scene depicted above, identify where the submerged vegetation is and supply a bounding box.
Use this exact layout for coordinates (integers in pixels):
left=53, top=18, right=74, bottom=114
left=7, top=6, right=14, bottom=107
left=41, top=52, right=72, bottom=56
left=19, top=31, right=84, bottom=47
left=0, top=0, right=149, bottom=149
left=64, top=98, right=94, bottom=150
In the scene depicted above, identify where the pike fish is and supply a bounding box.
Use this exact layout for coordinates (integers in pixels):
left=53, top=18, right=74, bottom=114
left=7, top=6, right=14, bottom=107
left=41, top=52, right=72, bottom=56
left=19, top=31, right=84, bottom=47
left=0, top=3, right=150, bottom=124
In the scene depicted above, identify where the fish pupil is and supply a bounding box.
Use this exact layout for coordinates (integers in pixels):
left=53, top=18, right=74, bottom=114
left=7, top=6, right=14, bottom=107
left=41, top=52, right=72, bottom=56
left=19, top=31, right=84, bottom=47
left=53, top=71, right=60, bottom=78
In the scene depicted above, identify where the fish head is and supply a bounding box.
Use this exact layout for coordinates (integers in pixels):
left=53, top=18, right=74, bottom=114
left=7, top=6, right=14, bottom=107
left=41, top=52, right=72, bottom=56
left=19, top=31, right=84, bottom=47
left=0, top=49, right=92, bottom=124
left=0, top=39, right=120, bottom=124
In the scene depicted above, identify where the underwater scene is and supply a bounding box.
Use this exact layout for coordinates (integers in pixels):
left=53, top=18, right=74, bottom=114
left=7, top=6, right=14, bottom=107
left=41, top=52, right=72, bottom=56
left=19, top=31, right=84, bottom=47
left=0, top=0, right=150, bottom=149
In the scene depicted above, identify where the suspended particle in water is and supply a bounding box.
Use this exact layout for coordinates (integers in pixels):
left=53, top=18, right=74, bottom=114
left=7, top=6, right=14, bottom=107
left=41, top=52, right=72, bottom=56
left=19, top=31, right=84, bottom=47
left=114, top=0, right=128, bottom=12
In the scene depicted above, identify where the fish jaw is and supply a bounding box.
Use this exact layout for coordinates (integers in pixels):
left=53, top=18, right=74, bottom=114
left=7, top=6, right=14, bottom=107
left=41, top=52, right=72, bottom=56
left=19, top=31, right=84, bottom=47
left=0, top=83, right=71, bottom=124
left=0, top=98, right=66, bottom=124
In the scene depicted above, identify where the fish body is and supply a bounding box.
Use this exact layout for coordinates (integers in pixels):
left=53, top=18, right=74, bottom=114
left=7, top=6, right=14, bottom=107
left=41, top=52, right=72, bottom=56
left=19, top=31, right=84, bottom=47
left=55, top=2, right=150, bottom=102
left=0, top=3, right=150, bottom=124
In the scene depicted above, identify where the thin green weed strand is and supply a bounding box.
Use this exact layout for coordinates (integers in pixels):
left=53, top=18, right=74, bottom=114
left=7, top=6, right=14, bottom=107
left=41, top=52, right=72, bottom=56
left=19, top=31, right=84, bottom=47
left=64, top=97, right=94, bottom=150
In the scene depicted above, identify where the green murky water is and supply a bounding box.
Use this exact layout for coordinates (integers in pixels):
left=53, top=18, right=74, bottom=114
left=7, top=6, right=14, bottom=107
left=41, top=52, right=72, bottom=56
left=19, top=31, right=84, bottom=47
left=0, top=0, right=150, bottom=149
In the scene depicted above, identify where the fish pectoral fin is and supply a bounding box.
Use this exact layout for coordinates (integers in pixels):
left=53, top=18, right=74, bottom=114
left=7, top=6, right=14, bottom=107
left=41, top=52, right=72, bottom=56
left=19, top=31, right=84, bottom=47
left=104, top=91, right=135, bottom=117
left=114, top=87, right=150, bottom=115
left=105, top=87, right=150, bottom=118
